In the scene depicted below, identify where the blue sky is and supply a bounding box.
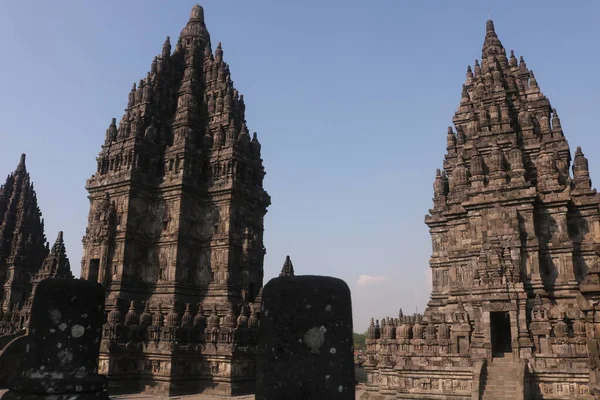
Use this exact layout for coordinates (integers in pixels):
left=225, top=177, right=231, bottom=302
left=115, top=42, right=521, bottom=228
left=0, top=1, right=599, bottom=332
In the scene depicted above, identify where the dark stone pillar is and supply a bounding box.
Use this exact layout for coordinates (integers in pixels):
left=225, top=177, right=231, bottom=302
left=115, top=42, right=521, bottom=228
left=256, top=275, right=355, bottom=399
left=2, top=278, right=108, bottom=400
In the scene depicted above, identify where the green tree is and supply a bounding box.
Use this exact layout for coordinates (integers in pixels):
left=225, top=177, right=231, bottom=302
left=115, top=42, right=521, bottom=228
left=353, top=331, right=367, bottom=352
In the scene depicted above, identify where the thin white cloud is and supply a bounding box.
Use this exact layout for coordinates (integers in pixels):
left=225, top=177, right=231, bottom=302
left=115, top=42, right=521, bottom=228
left=357, top=274, right=389, bottom=286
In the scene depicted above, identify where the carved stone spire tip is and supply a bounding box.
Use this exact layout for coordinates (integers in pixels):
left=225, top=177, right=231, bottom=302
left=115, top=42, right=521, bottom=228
left=190, top=4, right=205, bottom=21
left=280, top=255, right=295, bottom=277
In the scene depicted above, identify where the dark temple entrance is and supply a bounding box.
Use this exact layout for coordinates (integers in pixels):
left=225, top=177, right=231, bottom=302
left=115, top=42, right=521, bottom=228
left=490, top=311, right=512, bottom=355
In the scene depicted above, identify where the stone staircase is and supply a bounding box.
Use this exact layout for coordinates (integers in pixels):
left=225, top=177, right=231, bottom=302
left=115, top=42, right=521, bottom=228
left=481, top=354, right=521, bottom=400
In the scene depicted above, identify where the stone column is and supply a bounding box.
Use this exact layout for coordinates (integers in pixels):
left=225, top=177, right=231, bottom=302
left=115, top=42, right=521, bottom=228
left=2, top=278, right=109, bottom=400
left=256, top=275, right=355, bottom=399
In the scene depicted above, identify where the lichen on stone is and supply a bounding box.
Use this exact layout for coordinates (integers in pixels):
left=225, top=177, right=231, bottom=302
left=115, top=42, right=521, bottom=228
left=303, top=326, right=327, bottom=354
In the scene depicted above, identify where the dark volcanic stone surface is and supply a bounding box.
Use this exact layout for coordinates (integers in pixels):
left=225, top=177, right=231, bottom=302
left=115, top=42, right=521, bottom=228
left=3, top=278, right=108, bottom=399
left=256, top=275, right=355, bottom=400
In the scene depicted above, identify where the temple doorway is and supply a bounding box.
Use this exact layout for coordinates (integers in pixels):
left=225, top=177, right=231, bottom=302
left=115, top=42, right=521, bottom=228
left=490, top=311, right=512, bottom=355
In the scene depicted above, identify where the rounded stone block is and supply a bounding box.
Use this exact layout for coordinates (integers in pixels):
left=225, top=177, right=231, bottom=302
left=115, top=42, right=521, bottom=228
left=2, top=278, right=108, bottom=400
left=256, top=275, right=355, bottom=399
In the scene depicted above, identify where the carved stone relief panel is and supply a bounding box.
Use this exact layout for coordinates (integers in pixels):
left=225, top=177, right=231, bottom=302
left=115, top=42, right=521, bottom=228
left=158, top=247, right=173, bottom=282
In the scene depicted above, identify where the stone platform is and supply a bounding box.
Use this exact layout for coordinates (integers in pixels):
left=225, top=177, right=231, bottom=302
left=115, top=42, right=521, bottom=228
left=0, top=388, right=367, bottom=399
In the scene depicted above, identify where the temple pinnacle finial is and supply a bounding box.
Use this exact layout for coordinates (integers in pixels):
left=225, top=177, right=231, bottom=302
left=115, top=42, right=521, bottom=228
left=486, top=19, right=495, bottom=34
left=16, top=153, right=27, bottom=172
left=279, top=255, right=295, bottom=277
left=180, top=4, right=209, bottom=41
left=56, top=231, right=64, bottom=243
left=162, top=36, right=171, bottom=57
left=190, top=4, right=205, bottom=21
left=215, top=42, right=223, bottom=60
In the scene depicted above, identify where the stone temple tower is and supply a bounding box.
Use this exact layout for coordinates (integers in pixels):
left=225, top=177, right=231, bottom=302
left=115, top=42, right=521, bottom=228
left=0, top=155, right=72, bottom=333
left=363, top=21, right=600, bottom=399
left=81, top=4, right=270, bottom=397
left=0, top=155, right=47, bottom=317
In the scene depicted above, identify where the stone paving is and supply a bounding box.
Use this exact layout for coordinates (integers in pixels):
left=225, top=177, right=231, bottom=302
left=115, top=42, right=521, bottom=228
left=112, top=387, right=366, bottom=399
left=1, top=387, right=367, bottom=399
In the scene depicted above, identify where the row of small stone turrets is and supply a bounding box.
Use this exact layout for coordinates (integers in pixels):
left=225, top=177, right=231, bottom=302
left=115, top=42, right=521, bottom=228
left=449, top=101, right=562, bottom=138
left=104, top=255, right=295, bottom=329
left=454, top=65, right=561, bottom=138
left=433, top=144, right=592, bottom=197
left=105, top=301, right=258, bottom=332
left=367, top=310, right=469, bottom=342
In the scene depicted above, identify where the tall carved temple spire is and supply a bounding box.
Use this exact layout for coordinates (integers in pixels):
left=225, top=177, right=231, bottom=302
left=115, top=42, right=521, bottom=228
left=434, top=18, right=580, bottom=297
left=0, top=154, right=47, bottom=313
left=366, top=20, right=600, bottom=399
left=81, top=5, right=270, bottom=396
